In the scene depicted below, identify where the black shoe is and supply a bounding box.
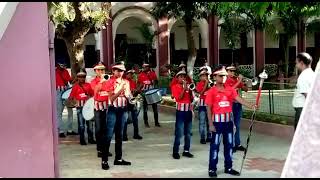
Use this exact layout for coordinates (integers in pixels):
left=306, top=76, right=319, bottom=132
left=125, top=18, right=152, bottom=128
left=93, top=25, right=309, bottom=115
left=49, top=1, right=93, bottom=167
left=80, top=141, right=87, bottom=145
left=235, top=145, right=246, bottom=152
left=88, top=139, right=96, bottom=144
left=232, top=148, right=237, bottom=153
left=108, top=152, right=112, bottom=157
left=206, top=138, right=212, bottom=142
left=133, top=135, right=143, bottom=140
left=114, top=159, right=131, bottom=166
left=59, top=133, right=66, bottom=138
left=97, top=151, right=102, bottom=158
left=182, top=151, right=194, bottom=158
left=155, top=123, right=161, bottom=127
left=172, top=153, right=180, bottom=159
left=101, top=161, right=110, bottom=170
left=123, top=136, right=128, bottom=141
left=200, top=139, right=206, bottom=144
left=224, top=168, right=240, bottom=176
left=67, top=131, right=78, bottom=136
left=208, top=170, right=217, bottom=177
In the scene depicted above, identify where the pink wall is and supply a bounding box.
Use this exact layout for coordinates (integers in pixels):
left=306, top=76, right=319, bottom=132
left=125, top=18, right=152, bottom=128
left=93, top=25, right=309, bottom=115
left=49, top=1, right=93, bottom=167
left=0, top=2, right=57, bottom=177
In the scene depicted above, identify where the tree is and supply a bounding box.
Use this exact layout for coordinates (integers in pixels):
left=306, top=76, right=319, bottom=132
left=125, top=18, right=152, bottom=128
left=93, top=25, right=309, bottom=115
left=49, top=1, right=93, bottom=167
left=270, top=2, right=320, bottom=77
left=151, top=2, right=208, bottom=78
left=48, top=2, right=111, bottom=77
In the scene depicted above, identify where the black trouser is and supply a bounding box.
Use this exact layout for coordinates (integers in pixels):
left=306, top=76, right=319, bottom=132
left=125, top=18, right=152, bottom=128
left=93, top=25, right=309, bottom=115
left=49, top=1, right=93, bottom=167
left=294, top=107, right=303, bottom=130
left=94, top=109, right=108, bottom=157
left=76, top=107, right=94, bottom=143
left=105, top=106, right=127, bottom=161
left=123, top=103, right=140, bottom=137
left=143, top=96, right=159, bottom=125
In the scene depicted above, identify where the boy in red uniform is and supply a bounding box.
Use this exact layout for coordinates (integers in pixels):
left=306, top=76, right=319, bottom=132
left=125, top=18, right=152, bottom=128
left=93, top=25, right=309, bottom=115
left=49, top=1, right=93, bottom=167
left=55, top=63, right=74, bottom=138
left=123, top=69, right=143, bottom=141
left=102, top=62, right=132, bottom=170
left=137, top=62, right=160, bottom=127
left=205, top=66, right=256, bottom=177
left=170, top=62, right=193, bottom=95
left=91, top=62, right=112, bottom=158
left=171, top=70, right=194, bottom=160
left=195, top=70, right=211, bottom=144
left=225, top=65, right=248, bottom=153
left=69, top=70, right=94, bottom=145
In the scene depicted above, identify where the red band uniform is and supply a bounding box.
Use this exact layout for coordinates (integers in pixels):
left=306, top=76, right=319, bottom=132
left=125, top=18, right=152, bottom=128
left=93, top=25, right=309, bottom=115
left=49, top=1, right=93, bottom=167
left=69, top=72, right=95, bottom=145
left=171, top=71, right=194, bottom=159
left=205, top=68, right=237, bottom=175
left=137, top=63, right=160, bottom=127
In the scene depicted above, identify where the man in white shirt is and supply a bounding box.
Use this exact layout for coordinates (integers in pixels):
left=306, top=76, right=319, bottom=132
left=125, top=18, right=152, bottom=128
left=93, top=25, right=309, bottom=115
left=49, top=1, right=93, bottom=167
left=292, top=52, right=315, bottom=130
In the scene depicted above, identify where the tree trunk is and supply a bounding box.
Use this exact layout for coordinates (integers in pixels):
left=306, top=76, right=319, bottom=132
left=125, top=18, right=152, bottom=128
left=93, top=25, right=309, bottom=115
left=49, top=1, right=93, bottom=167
left=281, top=34, right=290, bottom=77
left=184, top=17, right=197, bottom=79
left=64, top=37, right=86, bottom=78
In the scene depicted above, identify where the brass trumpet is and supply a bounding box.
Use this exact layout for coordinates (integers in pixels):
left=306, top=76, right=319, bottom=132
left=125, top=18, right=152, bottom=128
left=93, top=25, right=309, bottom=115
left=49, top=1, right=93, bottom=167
left=242, top=77, right=258, bottom=86
left=101, top=74, right=112, bottom=80
left=188, top=83, right=196, bottom=91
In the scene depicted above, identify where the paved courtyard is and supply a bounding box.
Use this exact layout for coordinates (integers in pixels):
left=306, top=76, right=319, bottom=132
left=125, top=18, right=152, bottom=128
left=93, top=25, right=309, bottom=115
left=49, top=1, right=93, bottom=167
left=59, top=110, right=291, bottom=178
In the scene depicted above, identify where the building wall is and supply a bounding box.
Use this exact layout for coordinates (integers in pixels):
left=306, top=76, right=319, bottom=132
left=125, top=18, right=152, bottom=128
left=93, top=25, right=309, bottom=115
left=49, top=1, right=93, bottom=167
left=0, top=2, right=56, bottom=177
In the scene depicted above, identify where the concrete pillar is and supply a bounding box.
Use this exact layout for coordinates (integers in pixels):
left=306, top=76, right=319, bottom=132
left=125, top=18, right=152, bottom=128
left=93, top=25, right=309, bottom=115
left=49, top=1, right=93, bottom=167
left=208, top=14, right=219, bottom=66
left=102, top=13, right=114, bottom=70
left=157, top=16, right=169, bottom=69
left=297, top=19, right=306, bottom=53
left=254, top=29, right=265, bottom=76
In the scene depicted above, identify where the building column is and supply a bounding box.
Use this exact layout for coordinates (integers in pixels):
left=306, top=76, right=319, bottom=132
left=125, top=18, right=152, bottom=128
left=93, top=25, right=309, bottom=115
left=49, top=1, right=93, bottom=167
left=102, top=14, right=114, bottom=70
left=157, top=16, right=169, bottom=70
left=254, top=29, right=265, bottom=76
left=208, top=14, right=219, bottom=66
left=297, top=19, right=306, bottom=53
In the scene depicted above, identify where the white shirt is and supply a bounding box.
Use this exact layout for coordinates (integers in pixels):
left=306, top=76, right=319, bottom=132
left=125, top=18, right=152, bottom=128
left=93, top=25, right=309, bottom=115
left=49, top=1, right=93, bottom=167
left=292, top=68, right=315, bottom=108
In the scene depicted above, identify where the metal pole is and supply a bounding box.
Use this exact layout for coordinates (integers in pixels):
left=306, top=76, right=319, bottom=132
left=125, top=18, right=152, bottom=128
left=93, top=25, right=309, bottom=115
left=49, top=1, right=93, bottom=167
left=268, top=89, right=272, bottom=114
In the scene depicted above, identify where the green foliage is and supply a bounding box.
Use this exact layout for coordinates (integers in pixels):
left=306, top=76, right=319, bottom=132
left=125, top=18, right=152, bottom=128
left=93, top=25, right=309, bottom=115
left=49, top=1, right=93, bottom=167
left=242, top=110, right=294, bottom=125
left=134, top=23, right=155, bottom=51
left=152, top=2, right=208, bottom=20
left=49, top=2, right=110, bottom=39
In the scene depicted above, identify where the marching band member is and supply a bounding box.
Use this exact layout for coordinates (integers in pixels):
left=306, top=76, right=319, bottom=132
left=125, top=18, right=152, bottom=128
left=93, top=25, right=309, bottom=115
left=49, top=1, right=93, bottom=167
left=91, top=62, right=112, bottom=158
left=225, top=65, right=248, bottom=153
left=137, top=62, right=160, bottom=127
left=68, top=70, right=95, bottom=145
left=55, top=63, right=75, bottom=138
left=123, top=69, right=143, bottom=141
left=205, top=66, right=256, bottom=177
left=170, top=62, right=193, bottom=95
left=102, top=62, right=132, bottom=170
left=171, top=70, right=194, bottom=160
left=195, top=70, right=211, bottom=144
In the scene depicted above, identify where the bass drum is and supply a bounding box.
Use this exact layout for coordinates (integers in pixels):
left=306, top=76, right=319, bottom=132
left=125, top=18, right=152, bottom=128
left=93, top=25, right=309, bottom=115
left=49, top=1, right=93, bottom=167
left=82, top=97, right=95, bottom=121
left=144, top=88, right=162, bottom=105
left=61, top=88, right=72, bottom=100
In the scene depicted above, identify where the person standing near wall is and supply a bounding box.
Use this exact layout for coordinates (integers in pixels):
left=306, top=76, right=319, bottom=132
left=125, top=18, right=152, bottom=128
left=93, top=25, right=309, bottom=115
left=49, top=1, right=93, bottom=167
left=55, top=63, right=75, bottom=138
left=292, top=52, right=315, bottom=130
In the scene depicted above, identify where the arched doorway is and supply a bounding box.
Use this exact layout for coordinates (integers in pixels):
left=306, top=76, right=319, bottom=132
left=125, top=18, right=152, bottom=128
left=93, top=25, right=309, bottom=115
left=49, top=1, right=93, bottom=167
left=112, top=7, right=159, bottom=72
left=168, top=18, right=208, bottom=67
left=115, top=16, right=156, bottom=69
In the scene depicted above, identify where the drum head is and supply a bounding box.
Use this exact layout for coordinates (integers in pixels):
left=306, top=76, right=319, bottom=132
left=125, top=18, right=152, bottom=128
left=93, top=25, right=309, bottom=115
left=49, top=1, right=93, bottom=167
left=82, top=97, right=94, bottom=121
left=61, top=88, right=72, bottom=100
left=145, top=88, right=159, bottom=95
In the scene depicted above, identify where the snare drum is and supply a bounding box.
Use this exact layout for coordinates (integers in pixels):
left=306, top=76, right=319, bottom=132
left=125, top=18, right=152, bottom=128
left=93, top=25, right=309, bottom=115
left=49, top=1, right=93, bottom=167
left=82, top=97, right=95, bottom=121
left=144, top=89, right=162, bottom=105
